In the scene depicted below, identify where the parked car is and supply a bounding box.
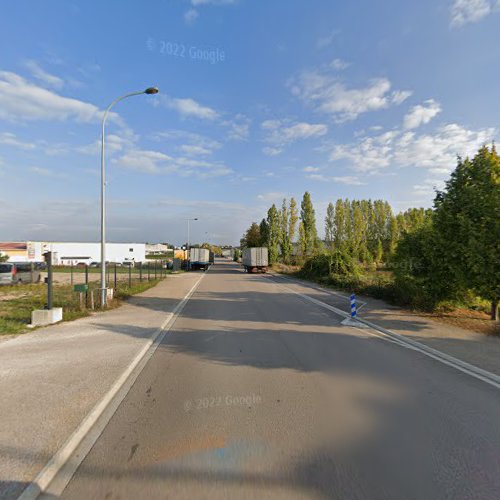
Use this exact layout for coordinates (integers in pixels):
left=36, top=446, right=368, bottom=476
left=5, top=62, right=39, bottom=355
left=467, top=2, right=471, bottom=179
left=0, top=262, right=41, bottom=285
left=122, top=261, right=135, bottom=268
left=89, top=261, right=101, bottom=268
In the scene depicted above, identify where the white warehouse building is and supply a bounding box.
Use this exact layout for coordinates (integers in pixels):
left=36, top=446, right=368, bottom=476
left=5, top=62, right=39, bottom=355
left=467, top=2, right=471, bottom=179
left=1, top=241, right=146, bottom=265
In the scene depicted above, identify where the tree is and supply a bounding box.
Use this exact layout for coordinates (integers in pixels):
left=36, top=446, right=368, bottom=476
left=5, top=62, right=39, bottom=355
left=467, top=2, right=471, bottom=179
left=433, top=146, right=500, bottom=320
left=280, top=199, right=291, bottom=263
left=298, top=221, right=307, bottom=259
left=300, top=192, right=318, bottom=256
left=0, top=253, right=8, bottom=263
left=259, top=218, right=269, bottom=246
left=325, top=202, right=335, bottom=250
left=351, top=201, right=365, bottom=260
left=266, top=204, right=281, bottom=264
left=334, top=199, right=346, bottom=249
left=288, top=197, right=299, bottom=261
left=240, top=222, right=262, bottom=248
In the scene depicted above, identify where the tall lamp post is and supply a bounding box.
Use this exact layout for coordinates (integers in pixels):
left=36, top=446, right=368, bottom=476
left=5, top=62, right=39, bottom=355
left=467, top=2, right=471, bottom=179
left=100, top=87, right=159, bottom=307
left=186, top=217, right=198, bottom=268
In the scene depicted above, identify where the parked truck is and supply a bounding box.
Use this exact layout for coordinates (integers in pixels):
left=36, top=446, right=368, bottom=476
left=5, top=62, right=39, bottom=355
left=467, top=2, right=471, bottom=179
left=242, top=247, right=268, bottom=273
left=189, top=248, right=210, bottom=271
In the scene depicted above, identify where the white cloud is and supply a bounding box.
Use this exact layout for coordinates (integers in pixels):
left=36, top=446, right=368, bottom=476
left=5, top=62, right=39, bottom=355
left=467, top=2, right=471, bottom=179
left=256, top=192, right=286, bottom=203
left=330, top=58, right=350, bottom=70
left=77, top=133, right=133, bottom=155
left=262, top=118, right=328, bottom=155
left=24, top=60, right=64, bottom=89
left=303, top=166, right=320, bottom=172
left=289, top=71, right=412, bottom=122
left=0, top=132, right=36, bottom=149
left=223, top=113, right=251, bottom=140
left=29, top=166, right=66, bottom=178
left=154, top=129, right=222, bottom=150
left=450, top=0, right=500, bottom=27
left=413, top=178, right=446, bottom=197
left=316, top=30, right=341, bottom=49
left=184, top=8, right=199, bottom=24
left=0, top=70, right=108, bottom=123
left=330, top=130, right=398, bottom=172
left=178, top=144, right=213, bottom=156
left=306, top=173, right=364, bottom=185
left=403, top=99, right=442, bottom=129
left=163, top=95, right=219, bottom=120
left=114, top=148, right=232, bottom=178
left=329, top=123, right=496, bottom=174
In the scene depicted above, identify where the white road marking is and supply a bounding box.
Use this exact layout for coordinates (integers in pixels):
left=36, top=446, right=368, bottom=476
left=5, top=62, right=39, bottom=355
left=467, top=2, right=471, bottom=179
left=268, top=275, right=500, bottom=391
left=19, top=272, right=207, bottom=500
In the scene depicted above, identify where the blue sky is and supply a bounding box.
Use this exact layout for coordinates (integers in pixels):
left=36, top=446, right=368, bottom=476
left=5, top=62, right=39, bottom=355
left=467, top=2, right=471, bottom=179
left=0, top=0, right=499, bottom=245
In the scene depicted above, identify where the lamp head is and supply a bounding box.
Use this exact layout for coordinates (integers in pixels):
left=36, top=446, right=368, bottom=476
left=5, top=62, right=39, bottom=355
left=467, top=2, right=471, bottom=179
left=145, top=87, right=159, bottom=95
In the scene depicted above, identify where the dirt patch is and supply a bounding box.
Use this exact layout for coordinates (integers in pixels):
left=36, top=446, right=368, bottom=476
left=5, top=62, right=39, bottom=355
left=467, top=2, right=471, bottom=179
left=420, top=307, right=499, bottom=336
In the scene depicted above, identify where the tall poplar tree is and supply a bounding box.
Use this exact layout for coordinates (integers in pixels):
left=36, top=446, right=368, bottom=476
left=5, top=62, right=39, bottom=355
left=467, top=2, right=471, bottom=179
left=300, top=192, right=318, bottom=256
left=266, top=204, right=281, bottom=264
left=325, top=202, right=335, bottom=250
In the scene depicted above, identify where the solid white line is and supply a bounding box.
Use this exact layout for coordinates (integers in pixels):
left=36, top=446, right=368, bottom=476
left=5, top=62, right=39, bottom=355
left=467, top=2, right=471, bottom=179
left=269, top=272, right=367, bottom=309
left=18, top=272, right=206, bottom=500
left=268, top=275, right=500, bottom=391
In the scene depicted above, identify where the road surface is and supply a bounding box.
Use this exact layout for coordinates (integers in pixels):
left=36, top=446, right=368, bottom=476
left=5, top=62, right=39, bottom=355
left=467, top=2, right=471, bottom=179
left=59, top=260, right=500, bottom=499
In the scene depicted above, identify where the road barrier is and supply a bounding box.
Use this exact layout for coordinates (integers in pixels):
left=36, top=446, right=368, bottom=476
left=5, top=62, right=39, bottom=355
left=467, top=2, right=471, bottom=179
left=350, top=294, right=357, bottom=318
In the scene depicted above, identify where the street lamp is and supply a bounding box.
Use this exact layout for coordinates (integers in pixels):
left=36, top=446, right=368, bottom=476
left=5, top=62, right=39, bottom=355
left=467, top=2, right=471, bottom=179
left=100, top=87, right=159, bottom=307
left=186, top=218, right=199, bottom=251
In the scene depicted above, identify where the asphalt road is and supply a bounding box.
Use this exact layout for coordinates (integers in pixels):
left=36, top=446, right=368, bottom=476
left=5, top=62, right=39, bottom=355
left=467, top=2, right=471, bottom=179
left=60, top=260, right=500, bottom=499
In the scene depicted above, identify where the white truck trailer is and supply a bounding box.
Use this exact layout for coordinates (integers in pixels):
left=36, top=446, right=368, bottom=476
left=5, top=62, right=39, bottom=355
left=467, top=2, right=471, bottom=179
left=242, top=247, right=269, bottom=273
left=189, top=248, right=210, bottom=271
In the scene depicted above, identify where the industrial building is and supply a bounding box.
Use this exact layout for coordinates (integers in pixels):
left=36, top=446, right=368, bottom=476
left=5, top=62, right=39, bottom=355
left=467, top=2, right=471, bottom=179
left=0, top=241, right=146, bottom=265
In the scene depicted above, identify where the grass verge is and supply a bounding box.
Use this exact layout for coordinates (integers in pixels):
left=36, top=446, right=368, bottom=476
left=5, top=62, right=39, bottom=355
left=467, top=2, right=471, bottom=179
left=0, top=279, right=162, bottom=336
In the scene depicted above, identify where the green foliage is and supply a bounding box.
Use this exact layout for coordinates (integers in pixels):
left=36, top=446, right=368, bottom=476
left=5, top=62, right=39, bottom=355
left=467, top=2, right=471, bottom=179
left=0, top=254, right=8, bottom=263
left=433, top=145, right=500, bottom=319
left=233, top=248, right=241, bottom=262
left=266, top=204, right=281, bottom=264
left=299, top=249, right=360, bottom=280
left=259, top=218, right=269, bottom=246
left=300, top=191, right=318, bottom=257
left=240, top=222, right=262, bottom=248
left=325, top=202, right=335, bottom=249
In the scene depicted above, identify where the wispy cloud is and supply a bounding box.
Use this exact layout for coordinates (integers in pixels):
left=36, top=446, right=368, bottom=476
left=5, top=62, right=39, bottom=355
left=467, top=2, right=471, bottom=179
left=403, top=99, right=442, bottom=129
left=24, top=60, right=64, bottom=89
left=450, top=0, right=500, bottom=27
left=289, top=70, right=412, bottom=122
left=256, top=192, right=286, bottom=203
left=185, top=0, right=238, bottom=24
left=306, top=173, right=365, bottom=185
left=0, top=132, right=36, bottom=149
left=161, top=95, right=219, bottom=120
left=184, top=8, right=199, bottom=24
left=316, top=30, right=341, bottom=49
left=329, top=123, right=496, bottom=174
left=0, top=70, right=112, bottom=123
left=303, top=166, right=320, bottom=172
left=114, top=148, right=233, bottom=178
left=261, top=118, right=328, bottom=155
left=29, top=166, right=67, bottom=179
left=330, top=58, right=350, bottom=70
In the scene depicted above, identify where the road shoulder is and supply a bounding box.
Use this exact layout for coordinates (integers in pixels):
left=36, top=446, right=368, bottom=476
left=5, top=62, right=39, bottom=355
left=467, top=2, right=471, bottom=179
left=270, top=272, right=500, bottom=378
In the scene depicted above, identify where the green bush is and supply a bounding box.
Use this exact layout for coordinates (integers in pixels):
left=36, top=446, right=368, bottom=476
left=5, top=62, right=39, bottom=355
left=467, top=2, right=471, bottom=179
left=299, top=249, right=360, bottom=280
